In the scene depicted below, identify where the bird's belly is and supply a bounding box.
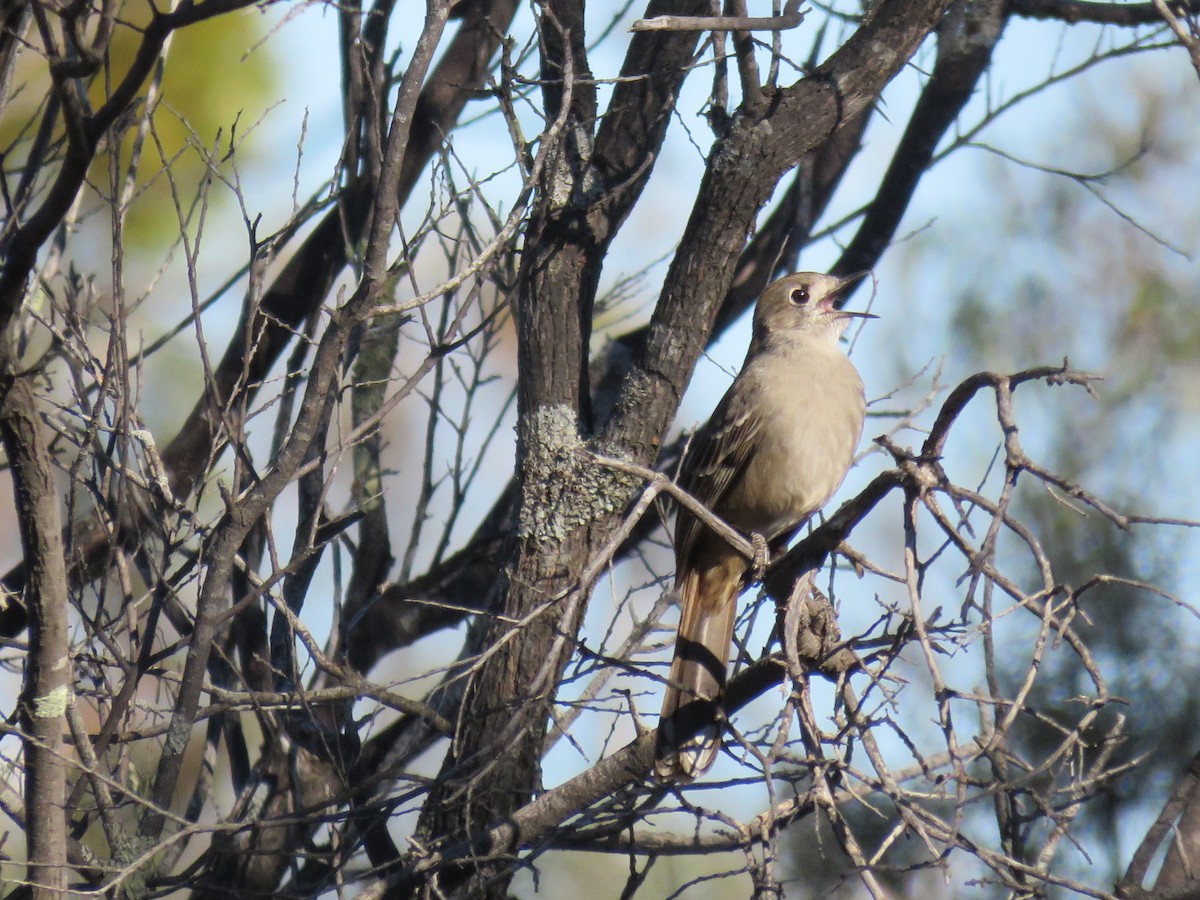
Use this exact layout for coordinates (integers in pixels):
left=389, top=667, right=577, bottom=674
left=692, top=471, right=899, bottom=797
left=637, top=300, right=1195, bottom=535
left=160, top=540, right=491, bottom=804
left=726, top=383, right=864, bottom=539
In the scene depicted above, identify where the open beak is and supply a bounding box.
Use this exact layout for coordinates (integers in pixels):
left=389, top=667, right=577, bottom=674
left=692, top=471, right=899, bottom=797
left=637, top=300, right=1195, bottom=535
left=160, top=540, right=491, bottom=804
left=830, top=271, right=878, bottom=319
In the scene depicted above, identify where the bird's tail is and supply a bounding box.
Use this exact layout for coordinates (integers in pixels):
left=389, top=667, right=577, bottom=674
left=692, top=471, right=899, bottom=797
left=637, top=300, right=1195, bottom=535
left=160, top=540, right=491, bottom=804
left=655, top=565, right=741, bottom=780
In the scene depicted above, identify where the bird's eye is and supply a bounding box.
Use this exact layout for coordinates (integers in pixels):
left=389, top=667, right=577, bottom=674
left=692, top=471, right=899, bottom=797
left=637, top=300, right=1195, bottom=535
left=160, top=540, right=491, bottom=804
left=790, top=288, right=810, bottom=305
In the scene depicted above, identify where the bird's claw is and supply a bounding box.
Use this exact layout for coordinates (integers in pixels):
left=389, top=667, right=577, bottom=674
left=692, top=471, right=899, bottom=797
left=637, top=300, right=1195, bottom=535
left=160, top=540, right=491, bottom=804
left=749, top=532, right=770, bottom=581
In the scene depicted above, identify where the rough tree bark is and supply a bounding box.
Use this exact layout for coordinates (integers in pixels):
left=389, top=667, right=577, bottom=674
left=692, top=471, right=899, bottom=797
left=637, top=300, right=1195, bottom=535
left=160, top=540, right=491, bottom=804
left=0, top=374, right=70, bottom=897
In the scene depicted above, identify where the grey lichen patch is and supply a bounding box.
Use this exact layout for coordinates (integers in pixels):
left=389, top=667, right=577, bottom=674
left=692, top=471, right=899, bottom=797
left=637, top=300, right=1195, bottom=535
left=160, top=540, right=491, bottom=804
left=517, top=405, right=639, bottom=545
left=31, top=684, right=69, bottom=718
left=712, top=116, right=776, bottom=174
left=164, top=715, right=193, bottom=756
left=547, top=153, right=576, bottom=210
left=836, top=45, right=897, bottom=94
left=607, top=366, right=672, bottom=457
left=591, top=439, right=649, bottom=498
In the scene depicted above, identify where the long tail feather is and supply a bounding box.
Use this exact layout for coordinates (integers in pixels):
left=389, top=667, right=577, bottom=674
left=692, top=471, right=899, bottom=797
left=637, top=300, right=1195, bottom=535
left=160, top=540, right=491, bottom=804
left=655, top=563, right=741, bottom=780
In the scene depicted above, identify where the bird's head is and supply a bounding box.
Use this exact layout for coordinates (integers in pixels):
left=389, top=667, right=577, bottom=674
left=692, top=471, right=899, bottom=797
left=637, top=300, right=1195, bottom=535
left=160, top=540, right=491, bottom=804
left=752, top=271, right=876, bottom=349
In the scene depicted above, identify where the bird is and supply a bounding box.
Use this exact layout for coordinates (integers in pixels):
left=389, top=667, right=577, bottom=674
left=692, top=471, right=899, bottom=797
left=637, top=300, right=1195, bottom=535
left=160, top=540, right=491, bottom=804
left=655, top=271, right=873, bottom=781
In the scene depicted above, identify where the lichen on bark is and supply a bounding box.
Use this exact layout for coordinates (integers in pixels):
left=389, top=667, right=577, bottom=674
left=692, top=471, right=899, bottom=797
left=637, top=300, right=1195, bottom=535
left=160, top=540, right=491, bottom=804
left=517, top=404, right=640, bottom=545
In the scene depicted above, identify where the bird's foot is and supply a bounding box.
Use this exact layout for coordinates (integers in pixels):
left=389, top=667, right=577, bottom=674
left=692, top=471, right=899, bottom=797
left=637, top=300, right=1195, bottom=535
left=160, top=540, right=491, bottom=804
left=749, top=532, right=770, bottom=581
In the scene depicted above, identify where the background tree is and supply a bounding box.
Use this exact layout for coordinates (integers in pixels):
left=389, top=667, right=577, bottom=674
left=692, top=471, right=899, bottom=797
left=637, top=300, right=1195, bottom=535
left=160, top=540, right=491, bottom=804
left=1, top=1, right=1198, bottom=898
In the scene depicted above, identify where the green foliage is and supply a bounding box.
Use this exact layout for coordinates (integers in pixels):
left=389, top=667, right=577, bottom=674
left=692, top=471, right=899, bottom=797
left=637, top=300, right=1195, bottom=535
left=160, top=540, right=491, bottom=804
left=3, top=6, right=276, bottom=251
left=106, top=9, right=278, bottom=248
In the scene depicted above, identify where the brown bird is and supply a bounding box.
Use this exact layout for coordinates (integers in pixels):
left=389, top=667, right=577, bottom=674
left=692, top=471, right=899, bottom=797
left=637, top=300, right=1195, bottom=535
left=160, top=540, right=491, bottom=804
left=655, top=272, right=873, bottom=780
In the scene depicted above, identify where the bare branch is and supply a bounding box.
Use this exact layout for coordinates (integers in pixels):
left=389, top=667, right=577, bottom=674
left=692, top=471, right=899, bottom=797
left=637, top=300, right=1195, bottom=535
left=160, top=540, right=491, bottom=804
left=632, top=0, right=806, bottom=32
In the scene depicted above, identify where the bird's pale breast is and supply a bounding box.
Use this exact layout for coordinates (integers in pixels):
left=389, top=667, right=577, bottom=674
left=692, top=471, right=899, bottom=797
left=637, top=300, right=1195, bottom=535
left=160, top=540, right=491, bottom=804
left=724, top=344, right=865, bottom=539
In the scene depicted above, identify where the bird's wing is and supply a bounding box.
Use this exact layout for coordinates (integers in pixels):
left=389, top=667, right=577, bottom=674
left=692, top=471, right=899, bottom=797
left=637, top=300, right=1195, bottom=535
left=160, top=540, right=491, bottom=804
left=675, top=384, right=761, bottom=562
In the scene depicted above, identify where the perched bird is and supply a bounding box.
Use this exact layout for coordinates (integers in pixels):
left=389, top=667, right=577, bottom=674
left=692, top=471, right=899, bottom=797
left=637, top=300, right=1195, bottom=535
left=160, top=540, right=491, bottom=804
left=655, top=271, right=873, bottom=780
